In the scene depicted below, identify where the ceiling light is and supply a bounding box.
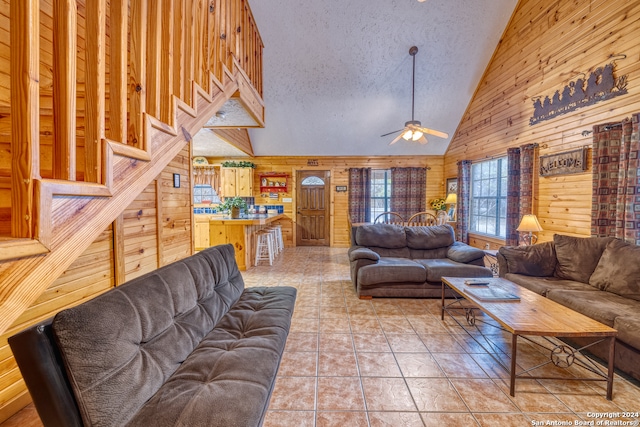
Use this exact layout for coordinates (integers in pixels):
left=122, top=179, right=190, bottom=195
left=402, top=130, right=413, bottom=140
left=412, top=130, right=423, bottom=141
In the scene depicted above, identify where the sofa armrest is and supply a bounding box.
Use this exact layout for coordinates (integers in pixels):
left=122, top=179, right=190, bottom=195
left=349, top=247, right=380, bottom=262
left=446, top=242, right=485, bottom=263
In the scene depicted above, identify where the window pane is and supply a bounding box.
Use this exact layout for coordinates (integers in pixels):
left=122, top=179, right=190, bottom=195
left=470, top=157, right=507, bottom=238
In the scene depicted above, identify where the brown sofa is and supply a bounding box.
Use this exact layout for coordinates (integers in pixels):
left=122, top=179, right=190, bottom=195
left=497, top=234, right=640, bottom=381
left=349, top=223, right=492, bottom=298
left=9, top=244, right=297, bottom=427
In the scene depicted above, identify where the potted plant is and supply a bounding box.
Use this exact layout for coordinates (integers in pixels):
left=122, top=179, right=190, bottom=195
left=220, top=196, right=247, bottom=219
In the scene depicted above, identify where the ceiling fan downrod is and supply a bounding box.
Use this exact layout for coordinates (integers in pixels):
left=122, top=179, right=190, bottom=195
left=409, top=46, right=418, bottom=122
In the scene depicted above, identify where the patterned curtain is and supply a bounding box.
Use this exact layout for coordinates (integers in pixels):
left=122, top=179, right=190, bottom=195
left=456, top=160, right=472, bottom=243
left=505, top=147, right=521, bottom=246
left=390, top=167, right=427, bottom=220
left=348, top=168, right=371, bottom=223
left=592, top=113, right=640, bottom=244
left=519, top=144, right=537, bottom=216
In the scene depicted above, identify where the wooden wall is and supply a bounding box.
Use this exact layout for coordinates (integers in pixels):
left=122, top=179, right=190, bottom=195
left=0, top=146, right=193, bottom=423
left=207, top=156, right=445, bottom=248
left=445, top=0, right=640, bottom=243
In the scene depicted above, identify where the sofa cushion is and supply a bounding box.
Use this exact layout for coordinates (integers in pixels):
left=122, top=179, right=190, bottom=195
left=505, top=273, right=597, bottom=296
left=348, top=247, right=380, bottom=262
left=52, top=245, right=245, bottom=427
left=545, top=289, right=640, bottom=327
left=415, top=259, right=493, bottom=282
left=127, top=287, right=296, bottom=427
left=499, top=242, right=556, bottom=277
left=358, top=258, right=426, bottom=286
left=447, top=242, right=485, bottom=263
left=405, top=225, right=454, bottom=250
left=355, top=224, right=406, bottom=249
left=614, top=316, right=640, bottom=351
left=589, top=239, right=640, bottom=301
left=553, top=234, right=614, bottom=283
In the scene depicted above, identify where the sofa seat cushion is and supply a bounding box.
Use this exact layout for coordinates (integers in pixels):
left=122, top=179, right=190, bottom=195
left=127, top=286, right=297, bottom=427
left=589, top=239, right=640, bottom=301
left=505, top=273, right=597, bottom=296
left=553, top=234, right=614, bottom=283
left=546, top=289, right=640, bottom=327
left=614, top=316, right=640, bottom=350
left=357, top=258, right=426, bottom=286
left=415, top=259, right=493, bottom=282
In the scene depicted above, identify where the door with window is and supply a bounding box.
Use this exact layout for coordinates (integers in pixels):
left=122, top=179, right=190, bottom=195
left=296, top=171, right=330, bottom=246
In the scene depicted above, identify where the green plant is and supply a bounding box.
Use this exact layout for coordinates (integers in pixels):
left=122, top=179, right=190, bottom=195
left=221, top=160, right=255, bottom=168
left=219, top=196, right=247, bottom=211
left=430, top=198, right=446, bottom=211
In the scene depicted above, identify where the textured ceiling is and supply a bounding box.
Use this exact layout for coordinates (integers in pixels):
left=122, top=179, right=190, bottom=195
left=240, top=0, right=518, bottom=157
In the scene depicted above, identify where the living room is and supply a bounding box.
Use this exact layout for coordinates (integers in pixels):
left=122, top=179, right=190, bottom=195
left=0, top=0, right=639, bottom=425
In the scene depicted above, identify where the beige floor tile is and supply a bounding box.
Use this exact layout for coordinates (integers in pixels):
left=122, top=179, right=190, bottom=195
left=316, top=411, right=369, bottom=427
left=469, top=352, right=512, bottom=379
left=395, top=353, right=445, bottom=378
left=293, top=304, right=320, bottom=319
left=285, top=332, right=319, bottom=352
left=269, top=376, right=317, bottom=410
left=319, top=317, right=351, bottom=333
left=319, top=305, right=349, bottom=319
left=420, top=412, right=478, bottom=427
left=263, top=410, right=315, bottom=427
left=290, top=317, right=320, bottom=333
left=368, top=411, right=424, bottom=427
left=350, top=318, right=384, bottom=334
left=386, top=333, right=428, bottom=352
left=362, top=377, right=417, bottom=411
left=353, top=333, right=391, bottom=352
left=318, top=351, right=359, bottom=377
left=432, top=353, right=489, bottom=378
left=316, top=377, right=366, bottom=411
left=420, top=333, right=467, bottom=353
left=319, top=333, right=354, bottom=353
left=406, top=378, right=468, bottom=412
left=474, top=413, right=530, bottom=427
left=450, top=379, right=519, bottom=412
left=356, top=352, right=403, bottom=377
left=278, top=351, right=318, bottom=377
left=378, top=317, right=416, bottom=334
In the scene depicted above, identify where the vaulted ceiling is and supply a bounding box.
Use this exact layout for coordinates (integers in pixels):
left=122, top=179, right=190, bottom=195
left=195, top=0, right=519, bottom=157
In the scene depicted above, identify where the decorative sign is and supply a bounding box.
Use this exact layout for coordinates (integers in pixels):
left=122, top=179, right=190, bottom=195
left=307, top=159, right=318, bottom=166
left=335, top=185, right=347, bottom=192
left=539, top=147, right=588, bottom=177
left=530, top=59, right=628, bottom=125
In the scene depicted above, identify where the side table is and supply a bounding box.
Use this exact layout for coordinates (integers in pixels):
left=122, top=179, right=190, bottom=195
left=483, top=249, right=499, bottom=277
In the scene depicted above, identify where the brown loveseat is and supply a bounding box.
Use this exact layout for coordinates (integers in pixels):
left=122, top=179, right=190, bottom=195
left=497, top=234, right=640, bottom=381
left=349, top=223, right=492, bottom=298
left=9, top=244, right=297, bottom=427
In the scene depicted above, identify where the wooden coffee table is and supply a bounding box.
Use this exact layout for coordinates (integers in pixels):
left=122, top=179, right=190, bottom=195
left=441, top=276, right=618, bottom=400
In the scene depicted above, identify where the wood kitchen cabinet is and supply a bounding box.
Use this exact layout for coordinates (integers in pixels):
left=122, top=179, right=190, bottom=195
left=220, top=167, right=254, bottom=197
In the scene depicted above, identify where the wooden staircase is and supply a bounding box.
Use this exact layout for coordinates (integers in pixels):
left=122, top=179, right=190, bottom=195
left=0, top=0, right=265, bottom=335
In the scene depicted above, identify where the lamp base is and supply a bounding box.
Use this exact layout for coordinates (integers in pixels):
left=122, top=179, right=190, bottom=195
left=520, top=232, right=538, bottom=246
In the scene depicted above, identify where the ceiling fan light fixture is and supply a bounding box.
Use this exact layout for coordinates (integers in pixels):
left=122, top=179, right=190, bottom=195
left=412, top=130, right=423, bottom=141
left=402, top=130, right=413, bottom=140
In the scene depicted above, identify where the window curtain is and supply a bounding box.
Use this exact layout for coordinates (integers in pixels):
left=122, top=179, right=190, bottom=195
left=505, top=147, right=521, bottom=246
left=456, top=160, right=472, bottom=243
left=591, top=113, right=640, bottom=244
left=348, top=168, right=371, bottom=223
left=390, top=167, right=427, bottom=220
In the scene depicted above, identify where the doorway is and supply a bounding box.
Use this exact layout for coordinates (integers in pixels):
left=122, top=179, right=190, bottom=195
left=296, top=170, right=330, bottom=246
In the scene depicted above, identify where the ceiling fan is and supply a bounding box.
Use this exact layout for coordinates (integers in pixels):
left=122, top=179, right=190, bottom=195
left=381, top=46, right=449, bottom=145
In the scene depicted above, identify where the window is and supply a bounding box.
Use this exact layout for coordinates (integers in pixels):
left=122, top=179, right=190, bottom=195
left=370, top=169, right=391, bottom=221
left=470, top=157, right=507, bottom=238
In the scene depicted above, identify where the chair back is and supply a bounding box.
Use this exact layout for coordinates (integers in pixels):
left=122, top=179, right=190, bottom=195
left=374, top=212, right=405, bottom=225
left=407, top=212, right=437, bottom=226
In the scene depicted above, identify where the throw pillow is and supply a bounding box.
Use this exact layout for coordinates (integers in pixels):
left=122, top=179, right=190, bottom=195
left=589, top=239, right=640, bottom=300
left=499, top=242, right=556, bottom=277
left=553, top=234, right=614, bottom=283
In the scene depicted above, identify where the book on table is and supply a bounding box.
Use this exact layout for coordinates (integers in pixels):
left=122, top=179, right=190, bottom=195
left=464, top=286, right=520, bottom=302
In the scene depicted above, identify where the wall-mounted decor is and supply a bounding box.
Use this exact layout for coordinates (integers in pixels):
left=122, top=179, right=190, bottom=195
left=335, top=185, right=347, bottom=192
left=530, top=57, right=628, bottom=125
left=307, top=159, right=318, bottom=166
left=539, top=147, right=588, bottom=177
left=173, top=173, right=180, bottom=188
left=446, top=178, right=457, bottom=195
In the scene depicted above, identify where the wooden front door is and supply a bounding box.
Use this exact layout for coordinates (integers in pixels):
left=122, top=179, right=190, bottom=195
left=296, top=171, right=330, bottom=246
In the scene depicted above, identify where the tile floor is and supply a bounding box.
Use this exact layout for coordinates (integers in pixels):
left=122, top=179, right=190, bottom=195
left=3, top=246, right=640, bottom=427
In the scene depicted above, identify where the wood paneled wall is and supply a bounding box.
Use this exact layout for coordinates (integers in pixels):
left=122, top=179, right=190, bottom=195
left=0, top=146, right=193, bottom=423
left=207, top=156, right=445, bottom=247
left=445, top=0, right=640, bottom=243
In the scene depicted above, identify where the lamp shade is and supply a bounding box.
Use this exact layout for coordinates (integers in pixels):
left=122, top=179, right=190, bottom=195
left=444, top=193, right=457, bottom=204
left=516, top=214, right=543, bottom=232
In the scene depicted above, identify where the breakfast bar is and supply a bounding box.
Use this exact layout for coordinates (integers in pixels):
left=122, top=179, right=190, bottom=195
left=208, top=213, right=285, bottom=270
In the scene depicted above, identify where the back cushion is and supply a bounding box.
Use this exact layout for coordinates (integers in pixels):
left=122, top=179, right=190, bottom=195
left=589, top=239, right=640, bottom=300
left=355, top=224, right=406, bottom=248
left=52, top=244, right=244, bottom=427
left=553, top=234, right=614, bottom=283
left=405, top=225, right=455, bottom=249
left=499, top=242, right=557, bottom=277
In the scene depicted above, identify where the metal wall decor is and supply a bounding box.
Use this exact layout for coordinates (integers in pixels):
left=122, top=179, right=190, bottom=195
left=530, top=56, right=628, bottom=125
left=539, top=147, right=588, bottom=177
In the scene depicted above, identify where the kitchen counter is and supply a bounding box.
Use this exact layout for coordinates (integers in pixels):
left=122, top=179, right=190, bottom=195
left=208, top=213, right=285, bottom=225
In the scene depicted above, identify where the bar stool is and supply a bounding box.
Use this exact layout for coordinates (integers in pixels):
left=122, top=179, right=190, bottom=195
left=271, top=224, right=285, bottom=253
left=254, top=230, right=274, bottom=266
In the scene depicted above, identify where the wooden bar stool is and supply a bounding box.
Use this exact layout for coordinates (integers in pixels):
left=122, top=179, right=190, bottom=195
left=268, top=225, right=284, bottom=254
left=254, top=230, right=274, bottom=266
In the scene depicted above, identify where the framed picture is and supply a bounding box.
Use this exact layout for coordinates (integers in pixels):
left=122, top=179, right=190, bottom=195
left=446, top=177, right=457, bottom=195
left=447, top=205, right=456, bottom=222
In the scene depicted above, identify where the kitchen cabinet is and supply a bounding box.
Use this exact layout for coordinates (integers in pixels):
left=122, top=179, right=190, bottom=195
left=220, top=167, right=253, bottom=197
left=194, top=216, right=210, bottom=251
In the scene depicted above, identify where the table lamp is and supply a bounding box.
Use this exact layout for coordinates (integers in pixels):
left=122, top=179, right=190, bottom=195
left=516, top=214, right=543, bottom=245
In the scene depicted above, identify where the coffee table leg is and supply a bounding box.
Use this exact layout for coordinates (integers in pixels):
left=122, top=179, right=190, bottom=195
left=607, top=336, right=615, bottom=400
left=510, top=334, right=518, bottom=397
left=441, top=281, right=445, bottom=320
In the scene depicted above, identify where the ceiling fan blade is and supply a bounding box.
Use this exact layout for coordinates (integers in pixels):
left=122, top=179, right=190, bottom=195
left=418, top=135, right=428, bottom=145
left=417, top=126, right=449, bottom=139
left=380, top=128, right=404, bottom=137
left=388, top=133, right=404, bottom=145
